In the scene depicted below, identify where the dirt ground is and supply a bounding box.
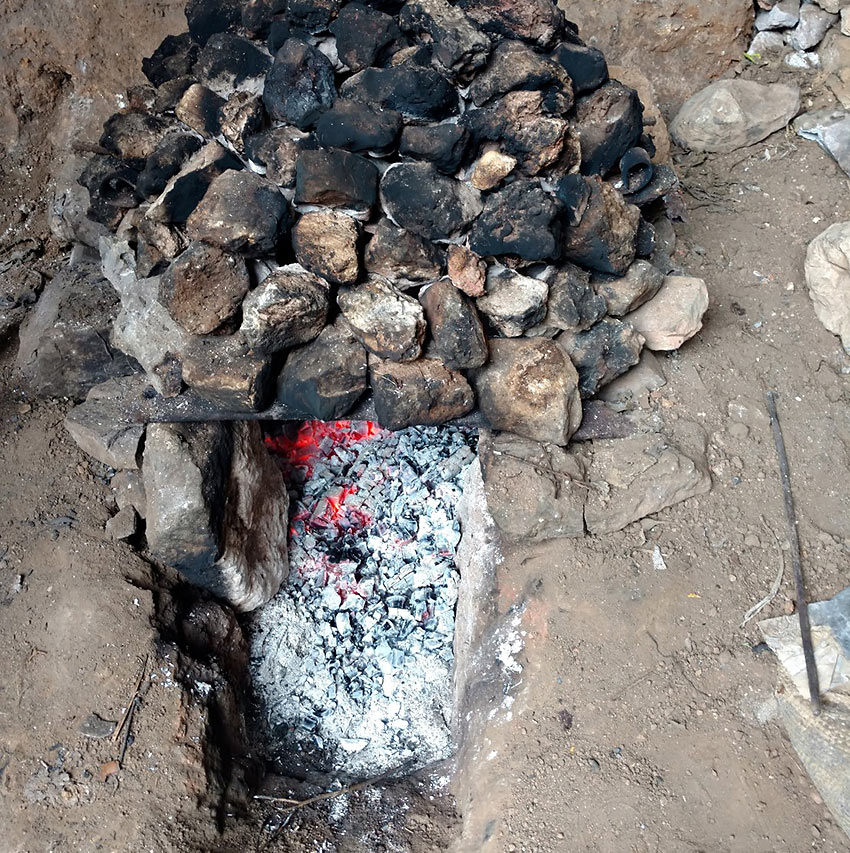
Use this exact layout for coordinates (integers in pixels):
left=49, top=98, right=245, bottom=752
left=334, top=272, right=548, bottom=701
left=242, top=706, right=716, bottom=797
left=2, top=1, right=850, bottom=850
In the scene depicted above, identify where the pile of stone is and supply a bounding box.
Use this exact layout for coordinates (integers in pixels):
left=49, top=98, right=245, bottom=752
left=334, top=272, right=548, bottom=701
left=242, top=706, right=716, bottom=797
left=749, top=0, right=846, bottom=69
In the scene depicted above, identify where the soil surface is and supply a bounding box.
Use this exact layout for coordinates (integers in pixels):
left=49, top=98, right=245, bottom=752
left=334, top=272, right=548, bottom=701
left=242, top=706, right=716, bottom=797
left=2, top=2, right=850, bottom=851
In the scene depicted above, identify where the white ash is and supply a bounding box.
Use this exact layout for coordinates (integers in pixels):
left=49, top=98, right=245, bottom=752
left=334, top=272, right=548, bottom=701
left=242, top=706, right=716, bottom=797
left=250, top=422, right=477, bottom=778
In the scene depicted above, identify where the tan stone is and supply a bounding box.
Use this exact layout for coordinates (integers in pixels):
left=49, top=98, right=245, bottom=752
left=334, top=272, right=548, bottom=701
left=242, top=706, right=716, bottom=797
left=608, top=65, right=671, bottom=164
left=447, top=244, right=486, bottom=297
left=625, top=275, right=709, bottom=351
left=469, top=150, right=517, bottom=191
left=292, top=209, right=360, bottom=286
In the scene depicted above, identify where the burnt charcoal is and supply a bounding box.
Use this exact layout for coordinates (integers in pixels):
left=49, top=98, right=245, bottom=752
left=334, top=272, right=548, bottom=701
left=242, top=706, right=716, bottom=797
left=635, top=218, right=656, bottom=260
left=175, top=83, right=225, bottom=137
left=340, top=64, right=459, bottom=121
left=192, top=34, right=272, bottom=98
left=469, top=150, right=516, bottom=190
left=246, top=126, right=316, bottom=188
left=550, top=42, right=608, bottom=95
left=315, top=100, right=402, bottom=155
left=241, top=265, right=329, bottom=353
left=330, top=3, right=404, bottom=72
left=136, top=134, right=204, bottom=200
left=446, top=244, right=485, bottom=296
left=398, top=0, right=491, bottom=79
left=593, top=260, right=664, bottom=317
left=574, top=80, right=644, bottom=177
left=370, top=357, right=474, bottom=429
left=78, top=155, right=141, bottom=225
left=622, top=164, right=679, bottom=207
left=276, top=322, right=368, bottom=419
left=294, top=149, right=379, bottom=214
left=186, top=170, right=290, bottom=257
left=292, top=209, right=360, bottom=286
left=99, top=110, right=169, bottom=160
left=185, top=0, right=242, bottom=45
left=286, top=0, right=342, bottom=33
left=558, top=317, right=645, bottom=398
left=477, top=265, right=548, bottom=336
left=264, top=38, right=336, bottom=129
left=419, top=278, right=488, bottom=369
left=159, top=241, right=250, bottom=334
left=398, top=123, right=472, bottom=174
left=561, top=176, right=640, bottom=275
left=338, top=275, right=426, bottom=361
left=469, top=180, right=561, bottom=262
left=363, top=218, right=443, bottom=284
left=219, top=92, right=266, bottom=153
left=533, top=263, right=606, bottom=333
left=243, top=0, right=288, bottom=36
left=267, top=19, right=293, bottom=54
left=153, top=76, right=195, bottom=113
left=554, top=173, right=592, bottom=226
left=455, top=0, right=565, bottom=49
left=380, top=163, right=482, bottom=240
left=142, top=33, right=200, bottom=87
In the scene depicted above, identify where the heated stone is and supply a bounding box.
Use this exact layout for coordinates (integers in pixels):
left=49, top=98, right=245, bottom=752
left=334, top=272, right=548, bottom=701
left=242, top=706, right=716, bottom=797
left=530, top=262, right=606, bottom=334
left=561, top=176, right=640, bottom=275
left=622, top=163, right=679, bottom=207
left=380, top=163, right=482, bottom=240
left=338, top=275, right=426, bottom=361
left=246, top=126, right=316, bottom=188
left=363, top=218, right=443, bottom=284
left=293, top=209, right=360, bottom=286
left=398, top=123, right=472, bottom=174
left=287, top=0, right=343, bottom=33
left=193, top=33, right=272, bottom=97
left=186, top=170, right=289, bottom=257
left=276, top=322, right=368, bottom=419
left=175, top=83, right=225, bottom=137
left=624, top=274, right=709, bottom=351
left=330, top=3, right=405, bottom=72
left=550, top=42, right=608, bottom=95
left=264, top=38, right=336, bottom=129
left=242, top=0, right=287, bottom=36
left=136, top=133, right=204, bottom=200
left=469, top=180, right=561, bottom=261
left=142, top=33, right=200, bottom=87
left=185, top=0, right=242, bottom=45
left=466, top=337, right=582, bottom=445
left=398, top=0, right=491, bottom=78
left=456, top=0, right=566, bottom=49
left=78, top=155, right=142, bottom=225
left=635, top=218, right=656, bottom=259
left=558, top=316, right=645, bottom=398
left=295, top=149, right=379, bottom=214
left=446, top=244, right=486, bottom=296
left=340, top=64, right=459, bottom=121
left=593, top=260, right=664, bottom=317
left=241, top=264, right=329, bottom=353
left=99, top=110, right=169, bottom=161
left=555, top=173, right=592, bottom=226
left=315, top=100, right=402, bottom=155
left=476, top=265, right=548, bottom=336
left=159, top=241, right=250, bottom=334
left=419, top=278, right=488, bottom=369
left=219, top=92, right=265, bottom=154
left=469, top=150, right=516, bottom=190
left=267, top=19, right=292, bottom=54
left=370, top=357, right=474, bottom=429
left=153, top=76, right=196, bottom=113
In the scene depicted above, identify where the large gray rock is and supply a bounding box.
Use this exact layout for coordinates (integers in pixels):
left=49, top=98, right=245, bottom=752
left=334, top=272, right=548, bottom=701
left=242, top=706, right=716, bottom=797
left=625, top=274, right=708, bottom=351
left=804, top=221, right=850, bottom=349
left=794, top=109, right=850, bottom=178
left=594, top=260, right=665, bottom=317
left=790, top=3, right=837, bottom=51
left=755, top=0, right=800, bottom=30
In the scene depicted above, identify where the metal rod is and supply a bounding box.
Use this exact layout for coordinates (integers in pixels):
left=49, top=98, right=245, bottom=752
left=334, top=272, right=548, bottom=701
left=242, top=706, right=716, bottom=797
left=765, top=391, right=821, bottom=715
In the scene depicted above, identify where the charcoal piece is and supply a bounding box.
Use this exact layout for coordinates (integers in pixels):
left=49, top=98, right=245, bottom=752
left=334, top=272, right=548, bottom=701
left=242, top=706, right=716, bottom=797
left=558, top=317, right=645, bottom=398
left=294, top=149, right=379, bottom=213
left=136, top=134, right=204, bottom=200
left=241, top=265, right=329, bottom=353
left=455, top=0, right=565, bottom=49
left=99, top=110, right=169, bottom=160
left=363, top=218, right=443, bottom=284
left=315, top=100, right=402, bottom=155
left=635, top=218, right=656, bottom=259
left=185, top=0, right=242, bottom=45
left=554, top=173, right=591, bottom=226
left=550, top=42, right=608, bottom=95
left=246, top=126, right=316, bottom=188
left=243, top=0, right=287, bottom=36
left=153, top=76, right=195, bottom=113
left=340, top=64, right=459, bottom=121
left=419, top=278, right=488, bottom=369
left=78, top=155, right=141, bottom=224
left=398, top=0, right=491, bottom=79
left=292, top=209, right=360, bottom=286
left=468, top=180, right=561, bottom=262
left=264, top=38, right=336, bottom=129
left=574, top=80, right=644, bottom=177
left=286, top=0, right=342, bottom=33
left=330, top=3, right=404, bottom=71
left=276, top=322, right=368, bottom=419
left=159, top=241, right=250, bottom=334
left=186, top=170, right=290, bottom=257
left=476, top=265, right=548, bottom=336
left=370, top=357, right=474, bottom=429
left=561, top=176, right=640, bottom=276
left=143, top=33, right=200, bottom=87
left=380, top=163, right=482, bottom=241
left=533, top=263, right=606, bottom=333
left=622, top=164, right=679, bottom=207
left=175, top=83, right=225, bottom=137
left=398, top=123, right=472, bottom=174
left=446, top=244, right=485, bottom=296
left=337, top=275, right=426, bottom=361
left=267, top=19, right=292, bottom=54
left=192, top=34, right=272, bottom=98
left=219, top=92, right=265, bottom=153
left=593, top=260, right=664, bottom=317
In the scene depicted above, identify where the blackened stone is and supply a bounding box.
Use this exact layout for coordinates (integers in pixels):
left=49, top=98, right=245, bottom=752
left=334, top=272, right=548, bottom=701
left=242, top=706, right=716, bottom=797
left=292, top=209, right=360, bottom=285
left=380, top=163, right=482, bottom=240
left=398, top=0, right=491, bottom=79
left=574, top=80, right=644, bottom=177
left=159, top=241, right=250, bottom=334
left=153, top=76, right=195, bottom=113
left=241, top=264, right=329, bottom=353
left=530, top=263, right=606, bottom=334
left=477, top=265, right=548, bottom=336
left=175, top=83, right=225, bottom=137
left=550, top=42, right=608, bottom=95
left=330, top=3, right=404, bottom=72
left=185, top=0, right=242, bottom=45
left=622, top=164, right=679, bottom=207
left=294, top=149, right=379, bottom=214
left=264, top=38, right=336, bottom=129
left=363, top=218, right=443, bottom=284
left=192, top=34, right=272, bottom=97
left=398, top=123, right=472, bottom=173
left=469, top=180, right=561, bottom=261
left=142, top=33, right=200, bottom=87
left=186, top=171, right=290, bottom=257
left=136, top=134, right=204, bottom=200
left=287, top=0, right=342, bottom=33
left=315, top=100, right=402, bottom=155
left=594, top=260, right=664, bottom=316
left=99, top=110, right=169, bottom=160
left=419, top=278, right=488, bottom=369
left=78, top=155, right=141, bottom=225
left=635, top=218, right=656, bottom=259
left=267, top=19, right=292, bottom=54
left=558, top=317, right=645, bottom=398
left=277, top=322, right=368, bottom=418
left=554, top=173, right=592, bottom=226
left=370, top=357, right=474, bottom=429
left=246, top=126, right=316, bottom=188
left=219, top=92, right=265, bottom=153
left=455, top=0, right=565, bottom=49
left=243, top=0, right=287, bottom=36
left=338, top=275, right=426, bottom=361
left=340, top=64, right=459, bottom=121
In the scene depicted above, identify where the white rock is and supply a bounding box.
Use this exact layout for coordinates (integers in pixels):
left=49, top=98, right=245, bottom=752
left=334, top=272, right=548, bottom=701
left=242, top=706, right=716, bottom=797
left=749, top=30, right=788, bottom=55
left=813, top=0, right=850, bottom=14
left=794, top=108, right=850, bottom=176
left=790, top=3, right=838, bottom=50
left=843, top=6, right=850, bottom=34
left=624, top=275, right=709, bottom=351
left=804, top=221, right=850, bottom=349
left=784, top=49, right=821, bottom=67
left=755, top=0, right=801, bottom=29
